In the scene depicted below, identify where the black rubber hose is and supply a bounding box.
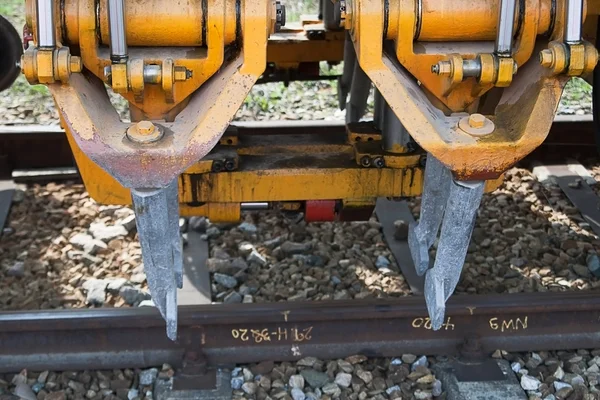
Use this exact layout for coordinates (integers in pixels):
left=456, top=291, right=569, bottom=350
left=0, top=15, right=23, bottom=92
left=593, top=16, right=600, bottom=154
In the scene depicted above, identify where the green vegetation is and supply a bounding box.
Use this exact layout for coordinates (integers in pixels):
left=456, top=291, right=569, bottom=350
left=563, top=78, right=592, bottom=102
left=1, top=0, right=24, bottom=27
left=285, top=0, right=319, bottom=22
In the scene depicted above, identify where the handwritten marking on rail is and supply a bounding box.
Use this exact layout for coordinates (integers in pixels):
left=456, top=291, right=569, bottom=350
left=291, top=345, right=301, bottom=356
left=411, top=317, right=455, bottom=331
left=467, top=307, right=476, bottom=315
left=489, top=316, right=528, bottom=332
left=251, top=329, right=271, bottom=343
left=201, top=333, right=206, bottom=345
left=281, top=311, right=290, bottom=322
left=231, top=328, right=249, bottom=341
left=231, top=326, right=313, bottom=344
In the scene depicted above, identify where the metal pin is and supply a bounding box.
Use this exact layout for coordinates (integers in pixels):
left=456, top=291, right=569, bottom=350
left=131, top=179, right=182, bottom=341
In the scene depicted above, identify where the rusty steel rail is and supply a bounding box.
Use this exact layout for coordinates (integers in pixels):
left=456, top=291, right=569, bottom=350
left=0, top=116, right=595, bottom=179
left=0, top=290, right=599, bottom=372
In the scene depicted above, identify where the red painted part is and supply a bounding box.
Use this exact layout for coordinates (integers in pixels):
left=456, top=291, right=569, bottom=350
left=305, top=200, right=337, bottom=222
left=23, top=25, right=32, bottom=50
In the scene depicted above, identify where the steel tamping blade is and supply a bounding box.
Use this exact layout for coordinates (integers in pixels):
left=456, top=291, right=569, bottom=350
left=131, top=179, right=182, bottom=341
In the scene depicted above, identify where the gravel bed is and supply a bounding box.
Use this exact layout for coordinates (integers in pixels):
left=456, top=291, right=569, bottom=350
left=5, top=349, right=600, bottom=399
left=229, top=355, right=441, bottom=400
left=503, top=349, right=600, bottom=400
left=0, top=183, right=148, bottom=310
left=3, top=164, right=600, bottom=309
left=0, top=355, right=444, bottom=400
left=0, top=364, right=175, bottom=400
left=202, top=166, right=600, bottom=305
left=457, top=167, right=600, bottom=295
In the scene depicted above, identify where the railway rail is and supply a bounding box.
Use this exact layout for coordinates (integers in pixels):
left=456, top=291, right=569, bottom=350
left=0, top=291, right=599, bottom=373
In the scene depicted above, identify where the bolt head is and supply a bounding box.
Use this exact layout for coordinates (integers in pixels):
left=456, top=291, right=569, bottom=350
left=212, top=160, right=224, bottom=172
left=539, top=49, right=554, bottom=67
left=70, top=56, right=82, bottom=73
left=433, top=61, right=452, bottom=76
left=137, top=121, right=155, bottom=135
left=468, top=113, right=486, bottom=129
left=126, top=121, right=163, bottom=144
left=360, top=155, right=372, bottom=167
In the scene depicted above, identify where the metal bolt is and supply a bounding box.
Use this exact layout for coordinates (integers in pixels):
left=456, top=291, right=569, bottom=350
left=468, top=113, right=486, bottom=129
left=174, top=66, right=192, bottom=82
left=212, top=160, right=224, bottom=172
left=373, top=157, right=385, bottom=169
left=126, top=120, right=163, bottom=144
left=224, top=159, right=236, bottom=171
left=360, top=156, right=372, bottom=168
left=137, top=121, right=155, bottom=135
left=70, top=56, right=82, bottom=73
left=513, top=61, right=518, bottom=75
left=275, top=1, right=286, bottom=32
left=539, top=49, right=554, bottom=67
left=431, top=61, right=452, bottom=76
left=458, top=114, right=495, bottom=136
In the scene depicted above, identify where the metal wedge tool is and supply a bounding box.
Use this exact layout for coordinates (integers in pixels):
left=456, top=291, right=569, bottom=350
left=424, top=179, right=484, bottom=330
left=131, top=179, right=182, bottom=341
left=408, top=155, right=451, bottom=276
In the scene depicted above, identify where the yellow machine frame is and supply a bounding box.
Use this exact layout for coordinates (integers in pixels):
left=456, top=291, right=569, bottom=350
left=19, top=0, right=600, bottom=221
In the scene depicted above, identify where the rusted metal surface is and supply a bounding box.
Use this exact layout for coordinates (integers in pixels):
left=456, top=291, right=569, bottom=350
left=0, top=291, right=599, bottom=372
left=0, top=116, right=593, bottom=179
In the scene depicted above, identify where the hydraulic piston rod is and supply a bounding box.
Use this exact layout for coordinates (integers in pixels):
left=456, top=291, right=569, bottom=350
left=495, top=0, right=517, bottom=55
left=565, top=0, right=584, bottom=43
left=107, top=0, right=127, bottom=62
left=36, top=0, right=55, bottom=48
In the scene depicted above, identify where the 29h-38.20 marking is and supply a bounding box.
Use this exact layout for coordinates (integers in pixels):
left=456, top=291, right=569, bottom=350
left=231, top=326, right=314, bottom=344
